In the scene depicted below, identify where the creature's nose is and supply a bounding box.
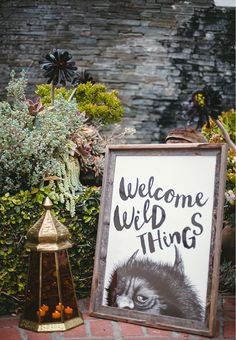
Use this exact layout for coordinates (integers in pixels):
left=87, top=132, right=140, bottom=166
left=116, top=296, right=134, bottom=309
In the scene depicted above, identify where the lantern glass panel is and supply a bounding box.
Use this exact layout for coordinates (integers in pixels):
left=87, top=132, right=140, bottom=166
left=58, top=250, right=79, bottom=319
left=23, top=252, right=40, bottom=322
left=41, top=252, right=61, bottom=323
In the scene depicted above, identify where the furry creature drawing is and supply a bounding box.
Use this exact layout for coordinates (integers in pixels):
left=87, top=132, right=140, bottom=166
left=106, top=246, right=204, bottom=321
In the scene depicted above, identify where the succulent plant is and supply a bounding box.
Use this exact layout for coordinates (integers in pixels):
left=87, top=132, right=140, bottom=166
left=27, top=97, right=44, bottom=116
left=72, top=70, right=94, bottom=86
left=39, top=48, right=78, bottom=86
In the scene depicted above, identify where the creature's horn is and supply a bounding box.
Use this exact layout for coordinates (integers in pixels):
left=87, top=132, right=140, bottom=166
left=127, top=249, right=139, bottom=264
left=173, top=245, right=184, bottom=274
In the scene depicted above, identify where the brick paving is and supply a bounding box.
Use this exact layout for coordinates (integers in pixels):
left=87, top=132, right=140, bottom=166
left=0, top=295, right=234, bottom=340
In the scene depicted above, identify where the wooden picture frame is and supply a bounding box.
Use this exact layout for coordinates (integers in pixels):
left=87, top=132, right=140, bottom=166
left=89, top=143, right=228, bottom=337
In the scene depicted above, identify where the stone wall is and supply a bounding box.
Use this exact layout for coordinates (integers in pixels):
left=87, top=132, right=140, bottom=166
left=0, top=0, right=235, bottom=142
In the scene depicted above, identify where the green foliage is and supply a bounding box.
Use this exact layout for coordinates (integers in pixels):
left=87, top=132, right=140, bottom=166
left=74, top=82, right=124, bottom=124
left=202, top=109, right=235, bottom=294
left=201, top=109, right=236, bottom=153
left=50, top=152, right=84, bottom=217
left=219, top=260, right=235, bottom=294
left=201, top=109, right=236, bottom=226
left=0, top=186, right=100, bottom=315
left=0, top=73, right=86, bottom=195
left=36, top=82, right=124, bottom=125
left=0, top=70, right=131, bottom=315
left=6, top=70, right=27, bottom=102
left=36, top=84, right=72, bottom=105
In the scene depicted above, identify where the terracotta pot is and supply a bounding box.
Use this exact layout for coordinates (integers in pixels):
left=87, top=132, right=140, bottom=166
left=165, top=127, right=207, bottom=144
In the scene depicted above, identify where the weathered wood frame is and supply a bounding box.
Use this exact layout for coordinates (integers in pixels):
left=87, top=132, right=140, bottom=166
left=89, top=143, right=228, bottom=337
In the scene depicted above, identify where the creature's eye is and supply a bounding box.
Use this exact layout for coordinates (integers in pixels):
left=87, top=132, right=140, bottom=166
left=136, top=295, right=148, bottom=303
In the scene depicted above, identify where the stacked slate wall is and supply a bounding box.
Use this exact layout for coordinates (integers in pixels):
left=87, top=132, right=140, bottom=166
left=0, top=0, right=235, bottom=142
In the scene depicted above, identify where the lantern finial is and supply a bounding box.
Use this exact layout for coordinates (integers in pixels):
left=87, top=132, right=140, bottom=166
left=43, top=196, right=53, bottom=210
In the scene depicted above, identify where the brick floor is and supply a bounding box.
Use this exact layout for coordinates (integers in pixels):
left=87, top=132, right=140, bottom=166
left=0, top=295, right=234, bottom=340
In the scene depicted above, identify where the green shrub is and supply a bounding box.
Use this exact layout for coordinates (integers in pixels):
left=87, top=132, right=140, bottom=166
left=202, top=109, right=235, bottom=294
left=201, top=109, right=236, bottom=226
left=35, top=84, right=72, bottom=106
left=0, top=186, right=100, bottom=315
left=36, top=82, right=124, bottom=125
left=219, top=260, right=235, bottom=294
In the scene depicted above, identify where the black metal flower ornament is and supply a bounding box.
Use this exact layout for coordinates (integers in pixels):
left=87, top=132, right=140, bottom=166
left=39, top=49, right=77, bottom=86
left=188, top=86, right=222, bottom=129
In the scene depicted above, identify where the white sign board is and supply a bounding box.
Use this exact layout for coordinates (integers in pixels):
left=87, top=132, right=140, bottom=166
left=90, top=144, right=227, bottom=337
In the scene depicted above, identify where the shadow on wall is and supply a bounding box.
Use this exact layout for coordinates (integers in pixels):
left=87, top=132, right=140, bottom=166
left=158, top=6, right=235, bottom=142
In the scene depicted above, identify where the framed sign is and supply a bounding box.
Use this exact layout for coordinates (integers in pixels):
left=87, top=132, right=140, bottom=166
left=89, top=144, right=227, bottom=337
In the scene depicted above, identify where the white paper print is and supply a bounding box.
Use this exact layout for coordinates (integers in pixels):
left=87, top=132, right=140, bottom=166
left=102, top=155, right=216, bottom=321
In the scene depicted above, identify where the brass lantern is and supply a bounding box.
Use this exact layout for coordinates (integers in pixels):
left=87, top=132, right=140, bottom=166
left=19, top=197, right=83, bottom=332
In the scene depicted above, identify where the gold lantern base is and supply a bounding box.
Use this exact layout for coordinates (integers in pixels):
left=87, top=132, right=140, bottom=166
left=19, top=315, right=83, bottom=332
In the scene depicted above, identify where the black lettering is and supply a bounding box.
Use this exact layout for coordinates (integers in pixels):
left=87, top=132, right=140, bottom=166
left=137, top=232, right=147, bottom=255
left=119, top=177, right=138, bottom=201
left=195, top=192, right=209, bottom=207
left=118, top=176, right=209, bottom=209
left=182, top=227, right=196, bottom=249
left=174, top=194, right=194, bottom=208
left=113, top=205, right=135, bottom=231
left=152, top=205, right=166, bottom=229
left=163, top=189, right=176, bottom=203
left=153, top=187, right=164, bottom=200
left=143, top=199, right=152, bottom=224
left=134, top=210, right=146, bottom=231
left=191, top=212, right=203, bottom=236
left=138, top=183, right=147, bottom=197
left=148, top=230, right=163, bottom=251
left=163, top=231, right=181, bottom=247
left=148, top=176, right=155, bottom=198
